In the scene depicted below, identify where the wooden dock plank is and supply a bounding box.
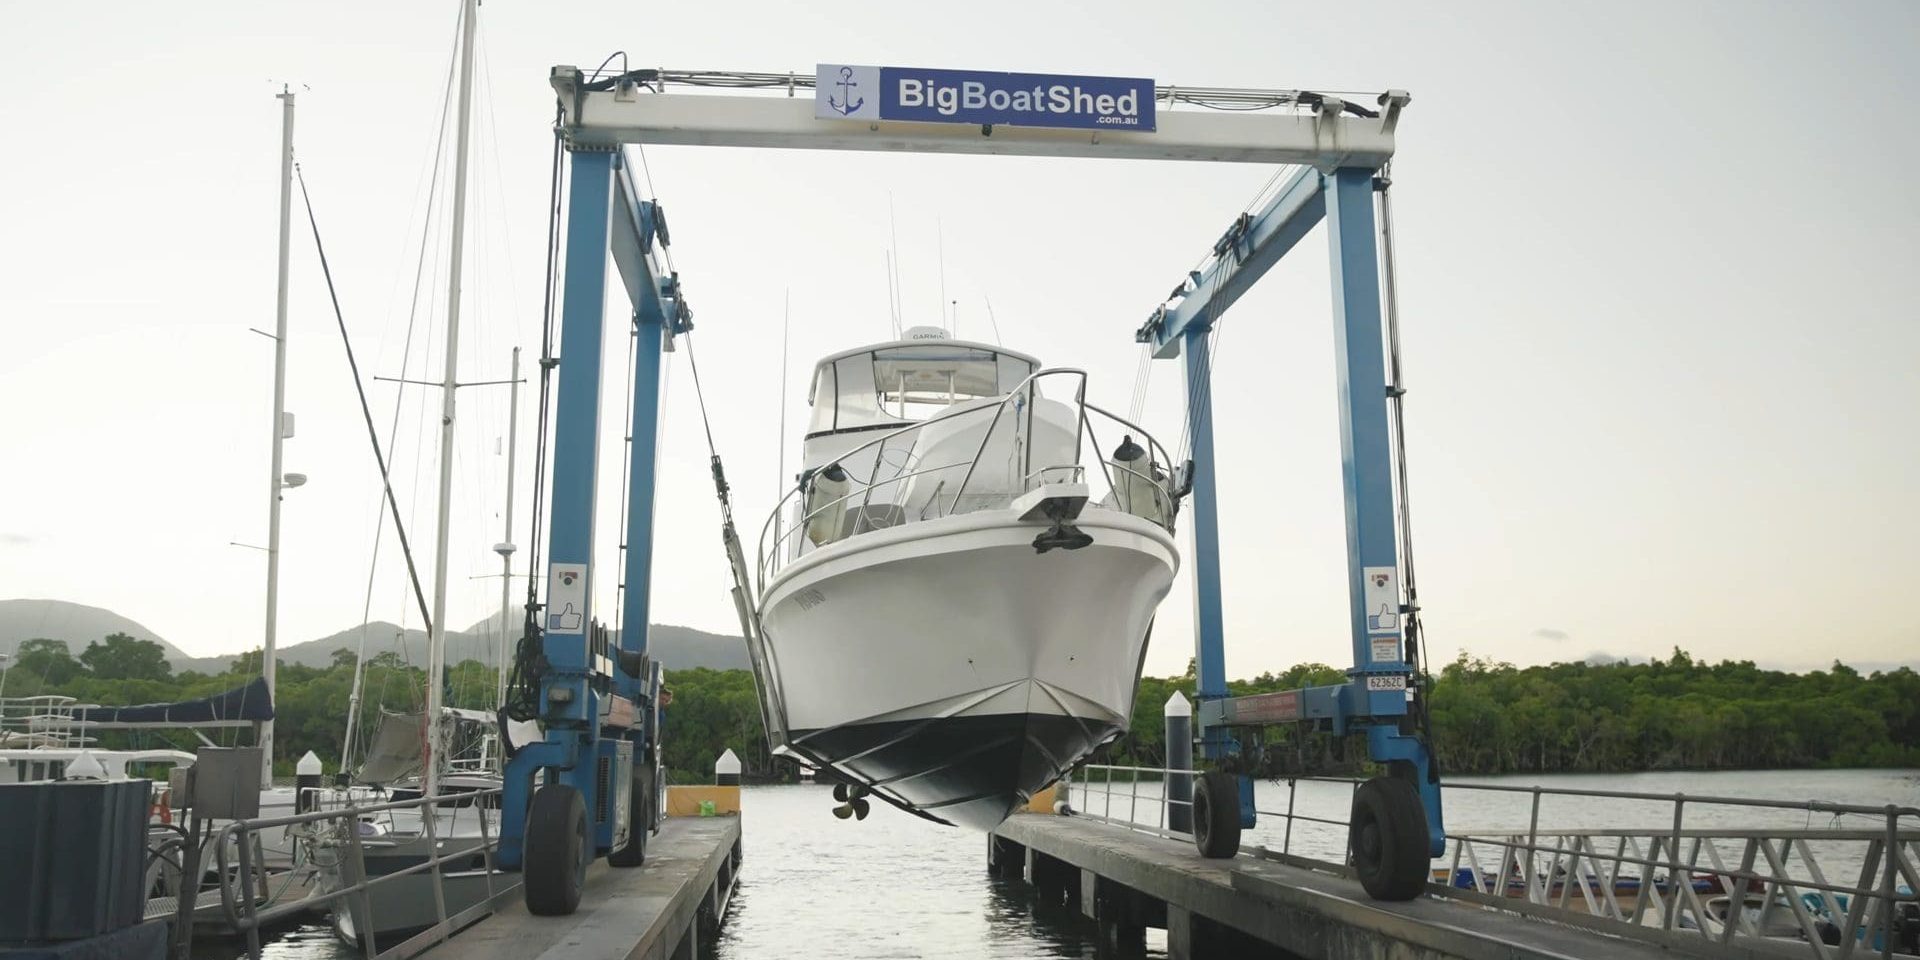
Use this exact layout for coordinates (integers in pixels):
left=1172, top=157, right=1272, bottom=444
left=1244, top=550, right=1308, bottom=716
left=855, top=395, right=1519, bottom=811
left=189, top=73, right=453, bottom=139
left=452, top=817, right=740, bottom=960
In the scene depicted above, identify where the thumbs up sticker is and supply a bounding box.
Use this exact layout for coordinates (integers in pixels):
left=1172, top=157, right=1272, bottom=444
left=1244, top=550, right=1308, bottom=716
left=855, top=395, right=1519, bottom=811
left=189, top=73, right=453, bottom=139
left=549, top=603, right=583, bottom=632
left=1367, top=603, right=1398, bottom=632
left=547, top=562, right=588, bottom=634
left=1362, top=565, right=1400, bottom=638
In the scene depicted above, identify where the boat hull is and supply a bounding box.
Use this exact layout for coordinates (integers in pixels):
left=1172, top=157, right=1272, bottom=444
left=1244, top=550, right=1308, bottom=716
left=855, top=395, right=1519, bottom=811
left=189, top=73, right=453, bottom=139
left=759, top=508, right=1177, bottom=829
left=329, top=832, right=497, bottom=947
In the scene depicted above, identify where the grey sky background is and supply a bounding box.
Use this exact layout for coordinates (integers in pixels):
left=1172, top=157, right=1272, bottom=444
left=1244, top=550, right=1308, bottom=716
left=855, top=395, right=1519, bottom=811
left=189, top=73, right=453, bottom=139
left=1, top=1, right=1915, bottom=677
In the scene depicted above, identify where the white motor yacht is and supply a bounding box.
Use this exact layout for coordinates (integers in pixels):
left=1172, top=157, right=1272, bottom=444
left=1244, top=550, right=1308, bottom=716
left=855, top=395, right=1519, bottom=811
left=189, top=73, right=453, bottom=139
left=751, top=328, right=1181, bottom=829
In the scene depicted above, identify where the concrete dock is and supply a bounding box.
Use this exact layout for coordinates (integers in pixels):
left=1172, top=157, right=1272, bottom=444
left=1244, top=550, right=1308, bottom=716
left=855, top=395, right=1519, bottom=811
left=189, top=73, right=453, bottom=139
left=992, top=814, right=1681, bottom=960
left=450, top=816, right=741, bottom=960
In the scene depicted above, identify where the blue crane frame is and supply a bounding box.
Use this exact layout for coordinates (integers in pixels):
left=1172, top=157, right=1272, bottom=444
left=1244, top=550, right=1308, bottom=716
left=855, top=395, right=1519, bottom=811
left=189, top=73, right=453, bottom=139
left=1141, top=164, right=1445, bottom=854
left=502, top=72, right=1442, bottom=887
left=497, top=147, right=684, bottom=870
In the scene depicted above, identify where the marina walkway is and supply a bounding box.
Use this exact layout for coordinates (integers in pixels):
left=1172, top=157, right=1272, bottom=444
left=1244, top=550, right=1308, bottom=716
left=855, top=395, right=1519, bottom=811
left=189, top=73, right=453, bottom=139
left=452, top=816, right=741, bottom=960
left=995, top=814, right=1683, bottom=960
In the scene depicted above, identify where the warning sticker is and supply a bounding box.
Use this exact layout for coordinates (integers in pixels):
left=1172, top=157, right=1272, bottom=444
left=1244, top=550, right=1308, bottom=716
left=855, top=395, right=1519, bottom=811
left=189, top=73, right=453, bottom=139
left=1362, top=565, right=1400, bottom=637
left=1370, top=638, right=1401, bottom=664
left=547, top=562, right=587, bottom=635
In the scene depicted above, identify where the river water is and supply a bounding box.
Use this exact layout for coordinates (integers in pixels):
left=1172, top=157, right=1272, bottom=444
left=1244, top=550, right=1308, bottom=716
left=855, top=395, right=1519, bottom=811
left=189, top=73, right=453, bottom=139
left=244, top=768, right=1918, bottom=960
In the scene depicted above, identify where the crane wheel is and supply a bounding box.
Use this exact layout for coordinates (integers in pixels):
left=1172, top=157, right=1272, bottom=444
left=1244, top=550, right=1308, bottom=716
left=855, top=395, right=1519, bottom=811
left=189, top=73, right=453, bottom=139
left=1350, top=775, right=1429, bottom=901
left=525, top=784, right=588, bottom=915
left=1192, top=771, right=1242, bottom=859
left=608, top=769, right=650, bottom=867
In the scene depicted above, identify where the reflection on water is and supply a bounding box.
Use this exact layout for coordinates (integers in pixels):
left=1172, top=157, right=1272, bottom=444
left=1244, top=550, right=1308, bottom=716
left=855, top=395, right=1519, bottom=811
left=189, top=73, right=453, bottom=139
left=196, top=920, right=337, bottom=960
left=712, top=784, right=1164, bottom=959
left=214, top=769, right=1915, bottom=960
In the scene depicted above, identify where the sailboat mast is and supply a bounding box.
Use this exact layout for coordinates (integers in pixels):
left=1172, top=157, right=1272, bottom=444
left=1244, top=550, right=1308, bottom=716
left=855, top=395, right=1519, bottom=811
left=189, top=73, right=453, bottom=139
left=496, top=346, right=521, bottom=708
left=425, top=0, right=479, bottom=800
left=261, top=86, right=296, bottom=785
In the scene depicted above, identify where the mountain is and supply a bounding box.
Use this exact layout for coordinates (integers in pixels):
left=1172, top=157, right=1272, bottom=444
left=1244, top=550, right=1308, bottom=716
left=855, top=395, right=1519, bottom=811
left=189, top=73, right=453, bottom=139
left=1, top=599, right=195, bottom=663
left=0, top=598, right=751, bottom=674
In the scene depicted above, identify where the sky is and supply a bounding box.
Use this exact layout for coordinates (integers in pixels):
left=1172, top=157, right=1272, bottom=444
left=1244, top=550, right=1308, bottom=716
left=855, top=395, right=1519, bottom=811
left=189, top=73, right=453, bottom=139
left=0, top=1, right=1915, bottom=677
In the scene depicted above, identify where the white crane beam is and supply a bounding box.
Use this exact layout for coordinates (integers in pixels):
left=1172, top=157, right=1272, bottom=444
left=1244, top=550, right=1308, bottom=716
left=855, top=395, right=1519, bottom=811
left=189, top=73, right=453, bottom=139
left=551, top=67, right=1400, bottom=167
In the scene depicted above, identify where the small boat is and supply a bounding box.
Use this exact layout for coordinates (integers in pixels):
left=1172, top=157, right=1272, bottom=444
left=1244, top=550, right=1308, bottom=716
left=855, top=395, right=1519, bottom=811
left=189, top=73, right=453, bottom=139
left=749, top=328, right=1181, bottom=829
left=322, top=711, right=512, bottom=949
left=1702, top=892, right=1805, bottom=940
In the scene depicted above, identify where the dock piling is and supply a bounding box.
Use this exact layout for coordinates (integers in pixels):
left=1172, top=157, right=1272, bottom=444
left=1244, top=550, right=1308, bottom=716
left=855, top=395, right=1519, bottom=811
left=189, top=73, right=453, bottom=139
left=1166, top=692, right=1193, bottom=835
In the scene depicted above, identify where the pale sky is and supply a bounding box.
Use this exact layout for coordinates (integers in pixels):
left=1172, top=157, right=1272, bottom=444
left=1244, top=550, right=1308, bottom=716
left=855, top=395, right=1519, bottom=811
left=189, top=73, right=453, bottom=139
left=1, top=1, right=1915, bottom=677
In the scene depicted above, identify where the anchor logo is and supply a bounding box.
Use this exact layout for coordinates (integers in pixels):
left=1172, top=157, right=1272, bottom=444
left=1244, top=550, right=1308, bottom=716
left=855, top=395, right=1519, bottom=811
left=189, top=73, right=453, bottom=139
left=826, top=66, right=864, bottom=116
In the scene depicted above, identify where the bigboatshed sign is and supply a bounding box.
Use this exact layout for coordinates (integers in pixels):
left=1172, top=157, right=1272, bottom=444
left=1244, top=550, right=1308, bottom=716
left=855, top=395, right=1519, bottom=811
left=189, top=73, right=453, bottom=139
left=815, top=64, right=1156, bottom=132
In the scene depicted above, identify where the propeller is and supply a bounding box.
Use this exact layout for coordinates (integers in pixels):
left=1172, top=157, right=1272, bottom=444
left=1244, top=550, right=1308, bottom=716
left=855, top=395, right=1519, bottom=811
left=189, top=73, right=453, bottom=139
left=832, top=797, right=872, bottom=820
left=830, top=781, right=872, bottom=820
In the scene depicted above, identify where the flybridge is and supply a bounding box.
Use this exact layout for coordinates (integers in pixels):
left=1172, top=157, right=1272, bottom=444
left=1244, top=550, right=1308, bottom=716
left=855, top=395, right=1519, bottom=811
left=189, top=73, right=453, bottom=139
left=815, top=64, right=1155, bottom=131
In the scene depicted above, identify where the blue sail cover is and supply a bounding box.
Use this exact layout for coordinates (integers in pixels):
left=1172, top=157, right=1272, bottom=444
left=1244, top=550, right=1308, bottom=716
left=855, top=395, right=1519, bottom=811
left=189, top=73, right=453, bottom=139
left=69, top=677, right=274, bottom=724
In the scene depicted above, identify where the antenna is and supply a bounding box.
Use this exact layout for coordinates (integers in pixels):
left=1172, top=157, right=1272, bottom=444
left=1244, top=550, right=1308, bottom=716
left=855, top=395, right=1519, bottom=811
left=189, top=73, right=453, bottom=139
left=887, top=194, right=903, bottom=333
left=882, top=250, right=899, bottom=338
left=778, top=290, right=791, bottom=504
left=984, top=295, right=1005, bottom=346
left=937, top=219, right=947, bottom=331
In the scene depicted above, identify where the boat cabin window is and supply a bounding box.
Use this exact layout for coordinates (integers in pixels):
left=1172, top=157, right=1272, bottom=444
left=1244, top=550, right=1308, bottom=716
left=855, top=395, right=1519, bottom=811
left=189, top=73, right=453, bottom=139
left=808, top=345, right=1036, bottom=436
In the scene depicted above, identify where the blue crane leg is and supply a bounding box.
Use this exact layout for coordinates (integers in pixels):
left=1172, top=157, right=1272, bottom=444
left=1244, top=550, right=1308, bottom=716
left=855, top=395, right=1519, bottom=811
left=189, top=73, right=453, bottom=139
left=618, top=304, right=665, bottom=699
left=1325, top=166, right=1444, bottom=853
left=500, top=149, right=616, bottom=868
left=1183, top=326, right=1233, bottom=760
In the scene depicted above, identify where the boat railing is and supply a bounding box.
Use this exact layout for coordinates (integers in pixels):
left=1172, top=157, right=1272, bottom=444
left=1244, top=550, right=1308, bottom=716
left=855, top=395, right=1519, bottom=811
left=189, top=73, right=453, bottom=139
left=757, top=367, right=1179, bottom=593
left=1063, top=763, right=1920, bottom=958
left=0, top=695, right=97, bottom=748
left=191, top=785, right=519, bottom=960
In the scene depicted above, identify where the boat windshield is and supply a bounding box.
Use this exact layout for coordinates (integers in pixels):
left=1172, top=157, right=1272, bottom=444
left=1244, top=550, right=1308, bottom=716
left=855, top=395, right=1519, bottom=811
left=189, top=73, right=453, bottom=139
left=808, top=344, right=1036, bottom=436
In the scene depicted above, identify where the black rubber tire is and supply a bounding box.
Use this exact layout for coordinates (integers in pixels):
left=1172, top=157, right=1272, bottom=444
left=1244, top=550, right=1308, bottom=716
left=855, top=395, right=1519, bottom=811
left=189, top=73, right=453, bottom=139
left=608, top=767, right=649, bottom=868
left=524, top=784, right=588, bottom=916
left=1191, top=771, right=1242, bottom=859
left=1349, top=775, right=1430, bottom=901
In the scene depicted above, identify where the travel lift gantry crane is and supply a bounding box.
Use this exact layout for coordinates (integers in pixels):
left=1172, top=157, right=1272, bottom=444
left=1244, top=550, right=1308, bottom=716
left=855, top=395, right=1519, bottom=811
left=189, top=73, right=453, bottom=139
left=500, top=62, right=1440, bottom=913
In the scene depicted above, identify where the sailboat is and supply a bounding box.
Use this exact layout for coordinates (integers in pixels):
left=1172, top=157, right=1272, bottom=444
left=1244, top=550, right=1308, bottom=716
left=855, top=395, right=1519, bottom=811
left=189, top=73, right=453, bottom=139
left=749, top=326, right=1182, bottom=829
left=315, top=0, right=517, bottom=945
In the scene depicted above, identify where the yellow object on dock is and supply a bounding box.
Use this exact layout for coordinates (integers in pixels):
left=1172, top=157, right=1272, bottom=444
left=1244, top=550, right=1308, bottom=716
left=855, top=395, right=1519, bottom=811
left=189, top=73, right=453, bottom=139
left=1025, top=784, right=1059, bottom=814
left=665, top=784, right=741, bottom=817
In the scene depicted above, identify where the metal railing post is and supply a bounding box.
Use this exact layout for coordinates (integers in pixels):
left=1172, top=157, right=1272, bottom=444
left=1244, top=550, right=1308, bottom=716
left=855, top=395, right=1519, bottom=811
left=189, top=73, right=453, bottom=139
left=236, top=826, right=262, bottom=959
left=1662, top=794, right=1687, bottom=931
left=1882, top=806, right=1899, bottom=960
left=1283, top=780, right=1297, bottom=856
left=171, top=816, right=201, bottom=960
left=479, top=795, right=497, bottom=901
left=1129, top=768, right=1140, bottom=825
left=1525, top=788, right=1543, bottom=903
left=423, top=793, right=450, bottom=940
left=342, top=805, right=379, bottom=960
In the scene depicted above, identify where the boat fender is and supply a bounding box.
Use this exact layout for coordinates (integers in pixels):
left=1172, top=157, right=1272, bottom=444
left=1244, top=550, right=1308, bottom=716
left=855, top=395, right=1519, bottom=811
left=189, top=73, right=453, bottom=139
left=804, top=463, right=850, bottom=546
left=1109, top=435, right=1165, bottom=526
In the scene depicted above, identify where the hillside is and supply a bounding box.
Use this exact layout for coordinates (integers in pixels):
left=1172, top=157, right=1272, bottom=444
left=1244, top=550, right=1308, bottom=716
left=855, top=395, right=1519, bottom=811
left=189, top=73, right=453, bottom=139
left=0, top=598, right=750, bottom=675
left=0, top=599, right=194, bottom=663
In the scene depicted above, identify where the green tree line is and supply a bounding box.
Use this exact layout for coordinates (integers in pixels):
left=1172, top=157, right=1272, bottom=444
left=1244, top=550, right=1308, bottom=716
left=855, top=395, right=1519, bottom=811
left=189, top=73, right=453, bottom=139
left=1426, top=649, right=1920, bottom=773
left=7, top=635, right=1916, bottom=780
left=5, top=635, right=506, bottom=776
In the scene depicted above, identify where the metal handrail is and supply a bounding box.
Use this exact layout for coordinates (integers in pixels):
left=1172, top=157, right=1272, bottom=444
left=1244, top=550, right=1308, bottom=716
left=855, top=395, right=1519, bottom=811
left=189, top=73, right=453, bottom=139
left=757, top=367, right=1074, bottom=586
left=757, top=367, right=1177, bottom=593
left=208, top=785, right=519, bottom=960
left=1063, top=764, right=1920, bottom=959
